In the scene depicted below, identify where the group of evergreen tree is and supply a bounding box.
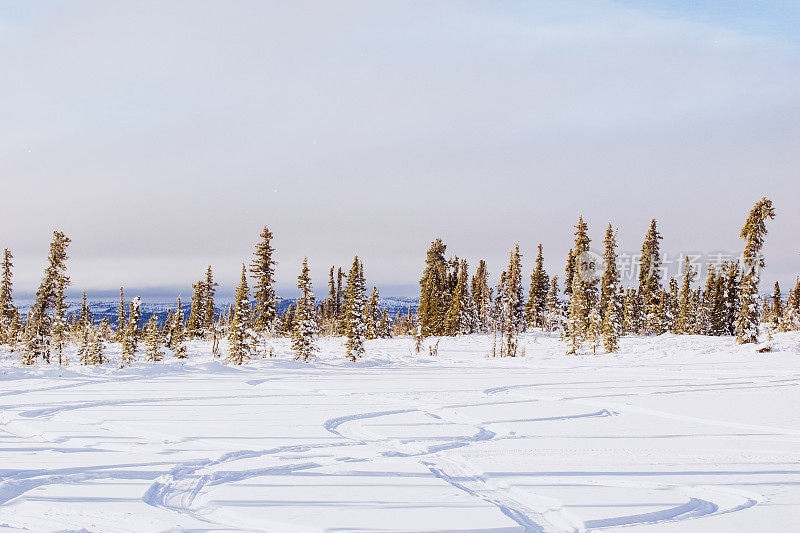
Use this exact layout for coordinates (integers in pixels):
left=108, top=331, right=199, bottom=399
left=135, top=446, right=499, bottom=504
left=186, top=266, right=218, bottom=339
left=763, top=278, right=800, bottom=333
left=411, top=198, right=784, bottom=356
left=0, top=198, right=793, bottom=366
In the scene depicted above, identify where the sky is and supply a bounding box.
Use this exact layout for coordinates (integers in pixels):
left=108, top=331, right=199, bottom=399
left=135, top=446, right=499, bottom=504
left=1, top=0, right=799, bottom=299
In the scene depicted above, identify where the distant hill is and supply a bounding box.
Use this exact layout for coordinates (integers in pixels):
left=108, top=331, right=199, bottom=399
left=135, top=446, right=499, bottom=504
left=15, top=295, right=419, bottom=329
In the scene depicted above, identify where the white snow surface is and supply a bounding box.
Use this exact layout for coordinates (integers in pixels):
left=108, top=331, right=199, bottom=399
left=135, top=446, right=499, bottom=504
left=1, top=332, right=799, bottom=532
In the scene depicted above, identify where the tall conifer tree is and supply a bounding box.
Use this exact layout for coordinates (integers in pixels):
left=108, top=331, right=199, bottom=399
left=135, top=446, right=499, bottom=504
left=566, top=216, right=597, bottom=352
left=326, top=267, right=337, bottom=320
left=51, top=276, right=68, bottom=365
left=116, top=287, right=126, bottom=341
left=771, top=282, right=783, bottom=327
left=203, top=266, right=218, bottom=332
left=88, top=328, right=105, bottom=365
left=343, top=256, right=367, bottom=361
left=144, top=316, right=164, bottom=363
left=599, top=224, right=619, bottom=319
left=567, top=271, right=588, bottom=354
left=525, top=244, right=549, bottom=329
left=736, top=198, right=775, bottom=343
left=250, top=227, right=278, bottom=333
left=228, top=264, right=254, bottom=365
left=170, top=297, right=187, bottom=358
left=418, top=239, right=449, bottom=336
left=366, top=286, right=381, bottom=340
left=639, top=219, right=663, bottom=334
left=723, top=262, right=741, bottom=335
left=545, top=276, right=564, bottom=334
left=0, top=249, right=14, bottom=333
left=677, top=257, right=696, bottom=333
left=292, top=258, right=318, bottom=362
left=564, top=249, right=575, bottom=298
left=600, top=225, right=622, bottom=352
left=27, top=230, right=71, bottom=364
left=186, top=278, right=205, bottom=338
left=445, top=259, right=473, bottom=335
left=471, top=260, right=492, bottom=333
left=502, top=244, right=526, bottom=334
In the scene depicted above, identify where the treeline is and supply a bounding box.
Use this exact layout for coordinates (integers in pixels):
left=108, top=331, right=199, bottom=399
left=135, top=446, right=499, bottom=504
left=0, top=227, right=400, bottom=366
left=415, top=198, right=796, bottom=355
left=0, top=197, right=797, bottom=366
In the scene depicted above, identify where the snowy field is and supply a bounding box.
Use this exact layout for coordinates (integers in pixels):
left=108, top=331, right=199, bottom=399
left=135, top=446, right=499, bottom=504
left=1, top=332, right=799, bottom=532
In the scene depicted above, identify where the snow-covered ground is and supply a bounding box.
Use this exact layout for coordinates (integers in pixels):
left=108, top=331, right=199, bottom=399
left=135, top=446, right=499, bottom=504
left=1, top=332, right=799, bottom=532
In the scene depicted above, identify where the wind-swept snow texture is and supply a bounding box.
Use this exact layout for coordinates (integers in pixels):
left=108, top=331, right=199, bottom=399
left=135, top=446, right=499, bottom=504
left=1, top=332, right=799, bottom=532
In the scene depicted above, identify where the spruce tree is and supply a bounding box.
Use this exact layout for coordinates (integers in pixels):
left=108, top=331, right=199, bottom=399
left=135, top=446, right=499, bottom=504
left=677, top=257, right=696, bottom=334
left=186, top=278, right=205, bottom=338
left=228, top=264, right=254, bottom=365
left=51, top=276, right=68, bottom=365
left=782, top=277, right=800, bottom=331
left=638, top=219, right=663, bottom=298
left=599, top=224, right=619, bottom=319
left=129, top=296, right=142, bottom=339
left=250, top=227, right=278, bottom=333
left=502, top=244, right=526, bottom=334
left=144, top=315, right=164, bottom=363
left=494, top=270, right=507, bottom=353
left=7, top=307, right=20, bottom=347
left=418, top=239, right=449, bottom=336
left=88, top=328, right=104, bottom=365
left=722, top=262, right=741, bottom=335
left=602, top=286, right=623, bottom=353
left=622, top=288, right=643, bottom=334
left=171, top=297, right=187, bottom=358
left=444, top=270, right=462, bottom=336
left=292, top=258, right=318, bottom=362
left=599, top=225, right=622, bottom=352
left=545, top=276, right=564, bottom=333
left=445, top=259, right=473, bottom=335
left=0, top=249, right=14, bottom=337
left=116, top=287, right=126, bottom=341
left=697, top=266, right=716, bottom=335
left=99, top=318, right=112, bottom=341
left=203, top=266, right=218, bottom=333
left=564, top=249, right=575, bottom=298
left=336, top=267, right=344, bottom=317
left=710, top=266, right=728, bottom=335
left=459, top=259, right=476, bottom=334
left=471, top=260, right=492, bottom=333
left=28, top=230, right=71, bottom=364
left=666, top=278, right=679, bottom=333
left=638, top=219, right=663, bottom=334
left=566, top=216, right=597, bottom=353
left=119, top=320, right=136, bottom=368
left=587, top=307, right=602, bottom=355
left=736, top=198, right=775, bottom=343
left=366, top=286, right=380, bottom=340
left=20, top=319, right=38, bottom=365
left=325, top=266, right=337, bottom=328
left=378, top=309, right=392, bottom=338
left=79, top=290, right=91, bottom=328
left=77, top=323, right=91, bottom=365
left=525, top=244, right=549, bottom=329
left=771, top=282, right=782, bottom=328
left=343, top=256, right=367, bottom=361
left=566, top=271, right=588, bottom=354
left=280, top=304, right=295, bottom=335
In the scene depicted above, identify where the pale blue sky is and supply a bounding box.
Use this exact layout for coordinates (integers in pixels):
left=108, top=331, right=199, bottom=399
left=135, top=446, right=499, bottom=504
left=1, top=1, right=798, bottom=297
